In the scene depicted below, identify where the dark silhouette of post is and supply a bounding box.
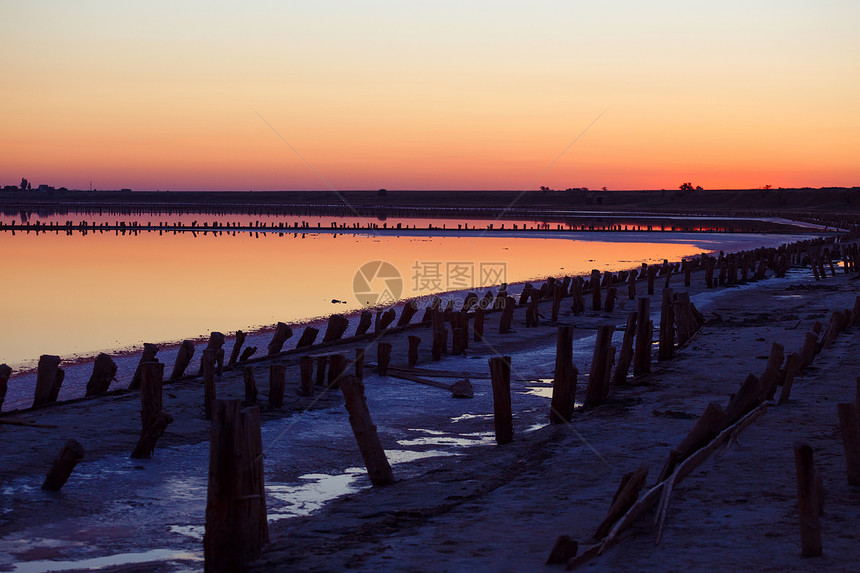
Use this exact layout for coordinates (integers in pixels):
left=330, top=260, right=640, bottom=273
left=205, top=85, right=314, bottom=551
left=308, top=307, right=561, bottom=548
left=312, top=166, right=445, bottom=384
left=550, top=326, right=577, bottom=423
left=340, top=375, right=395, bottom=486
left=204, top=401, right=268, bottom=572
left=489, top=356, right=513, bottom=444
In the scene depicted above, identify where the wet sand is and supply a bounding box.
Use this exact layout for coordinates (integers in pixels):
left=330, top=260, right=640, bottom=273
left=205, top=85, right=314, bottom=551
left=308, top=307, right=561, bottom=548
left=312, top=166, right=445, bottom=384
left=2, top=250, right=860, bottom=572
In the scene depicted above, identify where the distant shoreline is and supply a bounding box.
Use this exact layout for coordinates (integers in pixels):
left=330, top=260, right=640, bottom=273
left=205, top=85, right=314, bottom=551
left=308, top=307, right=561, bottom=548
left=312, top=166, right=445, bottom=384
left=2, top=187, right=860, bottom=215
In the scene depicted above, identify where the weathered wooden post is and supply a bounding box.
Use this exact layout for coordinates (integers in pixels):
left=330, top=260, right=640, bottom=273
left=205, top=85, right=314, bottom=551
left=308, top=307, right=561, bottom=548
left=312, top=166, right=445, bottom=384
left=591, top=269, right=602, bottom=311
left=605, top=287, right=617, bottom=312
left=397, top=302, right=418, bottom=326
left=315, top=356, right=327, bottom=386
left=633, top=298, right=651, bottom=376
left=571, top=278, right=585, bottom=314
left=85, top=353, right=117, bottom=396
left=356, top=310, right=373, bottom=335
left=298, top=357, right=314, bottom=397
left=759, top=342, right=785, bottom=400
left=627, top=269, right=637, bottom=300
left=170, top=340, right=195, bottom=380
left=0, top=364, right=10, bottom=411
left=203, top=348, right=217, bottom=419
left=474, top=306, right=485, bottom=341
left=239, top=346, right=257, bottom=362
left=129, top=343, right=159, bottom=390
left=243, top=366, right=257, bottom=403
left=584, top=325, right=615, bottom=408
left=793, top=442, right=822, bottom=557
left=131, top=362, right=172, bottom=459
left=378, top=308, right=397, bottom=330
left=267, top=322, right=293, bottom=355
left=41, top=439, right=85, bottom=491
left=779, top=353, right=802, bottom=405
left=296, top=326, right=319, bottom=348
left=525, top=295, right=539, bottom=328
left=354, top=348, right=365, bottom=380
left=227, top=330, right=246, bottom=368
left=198, top=332, right=226, bottom=376
left=33, top=354, right=64, bottom=407
left=431, top=325, right=447, bottom=360
left=518, top=283, right=533, bottom=305
left=647, top=266, right=657, bottom=295
left=594, top=464, right=649, bottom=540
left=551, top=283, right=563, bottom=322
left=499, top=296, right=515, bottom=334
left=550, top=326, right=577, bottom=424
left=377, top=343, right=392, bottom=376
left=684, top=260, right=691, bottom=286
left=658, top=288, right=675, bottom=361
left=489, top=356, right=513, bottom=444
left=408, top=335, right=421, bottom=367
left=339, top=375, right=395, bottom=486
left=268, top=363, right=286, bottom=407
left=327, top=354, right=347, bottom=388
left=705, top=257, right=715, bottom=288
left=204, top=401, right=268, bottom=572
left=837, top=403, right=860, bottom=485
left=611, top=312, right=637, bottom=386
left=323, top=314, right=349, bottom=342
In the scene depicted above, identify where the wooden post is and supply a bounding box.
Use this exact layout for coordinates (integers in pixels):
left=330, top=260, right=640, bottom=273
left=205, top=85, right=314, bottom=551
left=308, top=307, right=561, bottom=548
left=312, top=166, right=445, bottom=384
left=377, top=343, right=392, bottom=376
left=722, top=373, right=762, bottom=429
left=705, top=257, right=714, bottom=288
left=837, top=403, right=860, bottom=485
left=657, top=401, right=726, bottom=482
left=33, top=354, right=64, bottom=407
left=323, top=314, right=349, bottom=342
left=298, top=357, right=314, bottom=396
left=315, top=356, right=327, bottom=386
left=203, top=348, right=217, bottom=419
left=41, top=439, right=85, bottom=491
left=647, top=266, right=657, bottom=295
left=408, top=335, right=421, bottom=367
left=296, top=326, right=319, bottom=348
left=85, top=353, right=117, bottom=396
left=204, top=401, right=268, bottom=572
left=518, top=283, right=533, bottom=305
left=551, top=283, right=563, bottom=322
left=572, top=278, right=585, bottom=314
left=591, top=269, right=601, bottom=311
left=378, top=308, right=396, bottom=330
left=354, top=348, right=365, bottom=380
left=0, top=364, right=10, bottom=411
left=239, top=346, right=257, bottom=362
left=499, top=296, right=515, bottom=333
left=760, top=342, right=785, bottom=400
left=267, top=322, right=293, bottom=355
left=658, top=288, right=675, bottom=361
left=243, top=366, right=257, bottom=403
left=779, top=353, right=802, bottom=405
left=605, top=287, right=617, bottom=312
left=131, top=362, right=171, bottom=459
left=489, top=356, right=513, bottom=444
left=684, top=260, right=691, bottom=286
left=585, top=325, right=615, bottom=408
left=170, top=340, right=195, bottom=380
left=339, top=375, right=395, bottom=486
left=627, top=269, right=637, bottom=300
left=612, top=312, right=637, bottom=386
left=129, top=343, right=159, bottom=390
left=594, top=464, right=649, bottom=540
left=327, top=354, right=347, bottom=388
left=546, top=535, right=579, bottom=565
left=550, top=326, right=577, bottom=424
left=396, top=302, right=418, bottom=326
left=268, top=363, right=286, bottom=407
left=432, top=326, right=448, bottom=360
left=227, top=330, right=246, bottom=367
left=474, top=306, right=485, bottom=341
left=525, top=296, right=539, bottom=328
left=198, top=332, right=226, bottom=376
left=356, top=310, right=373, bottom=335
left=633, top=298, right=651, bottom=376
left=793, top=442, right=822, bottom=557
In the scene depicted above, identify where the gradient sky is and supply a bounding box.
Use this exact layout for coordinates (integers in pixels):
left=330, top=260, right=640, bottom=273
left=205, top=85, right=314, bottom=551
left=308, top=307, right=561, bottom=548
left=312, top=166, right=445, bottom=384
left=2, top=1, right=858, bottom=191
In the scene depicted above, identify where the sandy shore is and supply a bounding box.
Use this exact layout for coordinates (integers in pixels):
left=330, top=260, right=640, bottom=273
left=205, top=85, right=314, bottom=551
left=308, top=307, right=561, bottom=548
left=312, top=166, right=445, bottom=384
left=2, top=248, right=860, bottom=572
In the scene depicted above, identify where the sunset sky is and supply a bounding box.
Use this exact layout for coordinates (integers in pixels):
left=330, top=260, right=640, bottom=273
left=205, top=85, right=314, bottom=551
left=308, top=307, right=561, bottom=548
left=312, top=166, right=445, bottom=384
left=2, top=1, right=858, bottom=191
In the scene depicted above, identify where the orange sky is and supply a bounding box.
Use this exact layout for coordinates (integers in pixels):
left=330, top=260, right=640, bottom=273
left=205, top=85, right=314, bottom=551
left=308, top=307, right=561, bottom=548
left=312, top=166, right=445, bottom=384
left=2, top=2, right=858, bottom=191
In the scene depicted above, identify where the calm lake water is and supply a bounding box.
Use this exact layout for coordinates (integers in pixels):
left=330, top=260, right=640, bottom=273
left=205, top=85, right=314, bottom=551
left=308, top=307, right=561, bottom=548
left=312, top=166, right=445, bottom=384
left=0, top=211, right=815, bottom=369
